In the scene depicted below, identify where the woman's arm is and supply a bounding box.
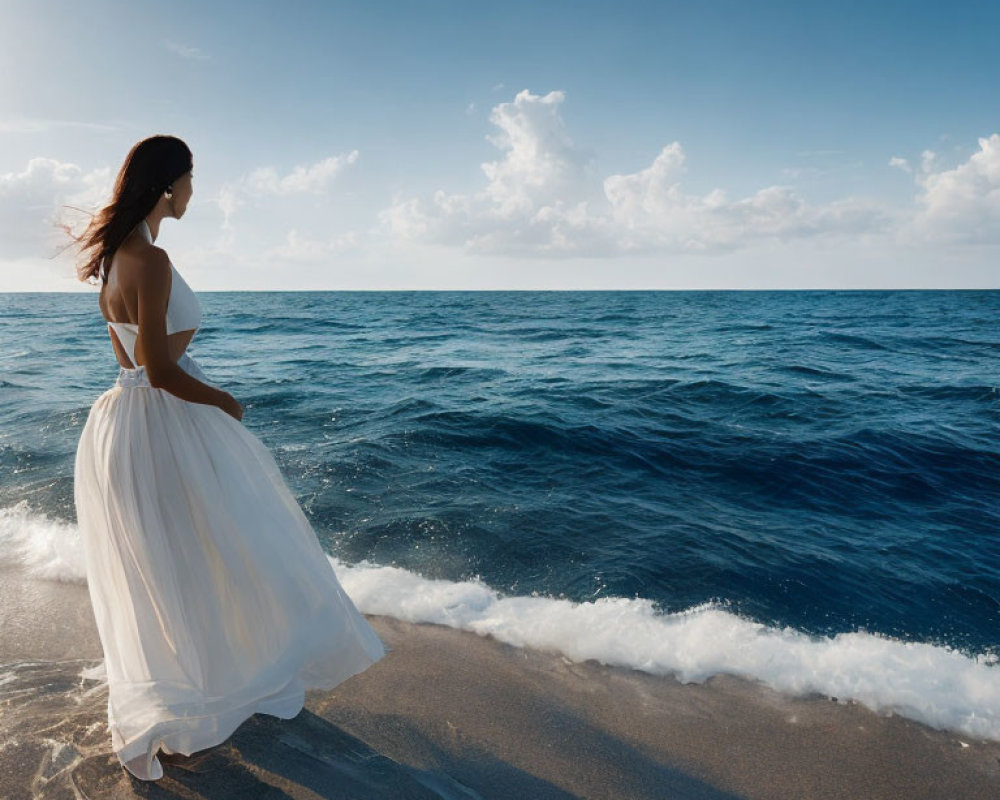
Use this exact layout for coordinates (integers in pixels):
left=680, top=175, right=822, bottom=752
left=135, top=248, right=235, bottom=412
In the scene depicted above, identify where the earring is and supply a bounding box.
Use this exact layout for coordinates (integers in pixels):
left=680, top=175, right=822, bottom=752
left=164, top=186, right=173, bottom=199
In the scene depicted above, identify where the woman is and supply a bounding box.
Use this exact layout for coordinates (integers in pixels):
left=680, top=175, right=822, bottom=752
left=71, top=135, right=388, bottom=781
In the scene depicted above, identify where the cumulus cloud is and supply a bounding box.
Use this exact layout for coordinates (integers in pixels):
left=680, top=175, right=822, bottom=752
left=480, top=89, right=597, bottom=214
left=244, top=151, right=359, bottom=196
left=379, top=89, right=891, bottom=257
left=200, top=151, right=363, bottom=267
left=604, top=149, right=886, bottom=253
left=216, top=150, right=359, bottom=227
left=0, top=157, right=111, bottom=259
left=905, top=134, right=1000, bottom=244
left=0, top=147, right=364, bottom=286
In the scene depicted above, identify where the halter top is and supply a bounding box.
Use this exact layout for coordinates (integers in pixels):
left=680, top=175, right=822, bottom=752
left=105, top=220, right=202, bottom=369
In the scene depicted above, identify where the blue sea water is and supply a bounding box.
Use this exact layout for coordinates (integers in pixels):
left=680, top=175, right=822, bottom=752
left=2, top=289, right=999, bottom=737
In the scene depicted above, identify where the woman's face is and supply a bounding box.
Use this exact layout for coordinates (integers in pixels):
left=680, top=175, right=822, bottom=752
left=171, top=167, right=194, bottom=218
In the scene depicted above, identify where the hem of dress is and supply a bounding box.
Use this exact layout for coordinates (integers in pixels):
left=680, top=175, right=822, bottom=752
left=112, top=644, right=387, bottom=781
left=114, top=674, right=307, bottom=781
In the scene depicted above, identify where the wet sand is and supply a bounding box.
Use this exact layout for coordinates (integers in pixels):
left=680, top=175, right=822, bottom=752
left=1, top=566, right=998, bottom=799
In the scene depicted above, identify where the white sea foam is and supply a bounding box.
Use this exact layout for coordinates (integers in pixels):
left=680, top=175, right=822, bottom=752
left=0, top=501, right=85, bottom=583
left=3, top=501, right=998, bottom=740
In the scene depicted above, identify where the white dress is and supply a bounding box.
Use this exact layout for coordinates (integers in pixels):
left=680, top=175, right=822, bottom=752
left=74, top=220, right=387, bottom=781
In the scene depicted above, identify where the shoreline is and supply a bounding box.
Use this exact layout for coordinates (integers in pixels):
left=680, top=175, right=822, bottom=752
left=1, top=567, right=998, bottom=798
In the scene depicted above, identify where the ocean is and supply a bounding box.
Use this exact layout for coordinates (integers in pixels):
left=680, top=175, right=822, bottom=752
left=2, top=289, right=998, bottom=740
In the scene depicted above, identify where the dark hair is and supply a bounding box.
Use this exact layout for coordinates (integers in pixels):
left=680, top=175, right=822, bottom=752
left=65, top=135, right=192, bottom=284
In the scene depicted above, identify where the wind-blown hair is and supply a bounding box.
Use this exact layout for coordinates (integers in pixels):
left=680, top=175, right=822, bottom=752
left=67, top=135, right=192, bottom=284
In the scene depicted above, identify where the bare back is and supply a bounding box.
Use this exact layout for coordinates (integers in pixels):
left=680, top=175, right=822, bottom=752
left=100, top=232, right=195, bottom=368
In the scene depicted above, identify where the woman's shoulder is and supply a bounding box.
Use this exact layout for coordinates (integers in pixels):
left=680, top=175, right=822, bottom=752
left=115, top=234, right=171, bottom=277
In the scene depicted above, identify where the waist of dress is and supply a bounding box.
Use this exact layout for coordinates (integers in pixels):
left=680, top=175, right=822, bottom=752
left=115, top=351, right=212, bottom=388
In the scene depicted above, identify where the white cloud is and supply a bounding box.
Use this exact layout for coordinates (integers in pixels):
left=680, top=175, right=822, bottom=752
left=198, top=151, right=363, bottom=274
left=905, top=133, right=1000, bottom=244
left=379, top=89, right=891, bottom=258
left=215, top=150, right=359, bottom=228
left=163, top=40, right=211, bottom=61
left=0, top=148, right=364, bottom=288
left=217, top=185, right=240, bottom=228
left=242, top=151, right=359, bottom=197
left=7, top=101, right=998, bottom=290
left=481, top=90, right=599, bottom=213
left=603, top=147, right=887, bottom=253
left=0, top=157, right=111, bottom=259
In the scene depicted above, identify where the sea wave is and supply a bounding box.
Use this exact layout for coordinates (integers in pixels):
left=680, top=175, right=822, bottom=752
left=2, top=501, right=997, bottom=742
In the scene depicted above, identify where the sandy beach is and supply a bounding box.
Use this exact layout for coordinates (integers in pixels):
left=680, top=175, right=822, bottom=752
left=1, top=565, right=998, bottom=799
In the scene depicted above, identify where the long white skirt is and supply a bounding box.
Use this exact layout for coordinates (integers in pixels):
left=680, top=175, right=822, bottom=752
left=73, top=352, right=387, bottom=781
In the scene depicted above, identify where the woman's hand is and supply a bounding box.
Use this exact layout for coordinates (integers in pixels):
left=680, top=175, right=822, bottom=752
left=219, top=391, right=244, bottom=422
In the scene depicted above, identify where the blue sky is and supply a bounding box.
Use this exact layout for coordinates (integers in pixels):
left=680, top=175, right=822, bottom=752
left=2, top=0, right=998, bottom=290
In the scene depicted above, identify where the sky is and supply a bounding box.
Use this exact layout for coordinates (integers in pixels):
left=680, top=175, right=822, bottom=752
left=1, top=0, right=998, bottom=291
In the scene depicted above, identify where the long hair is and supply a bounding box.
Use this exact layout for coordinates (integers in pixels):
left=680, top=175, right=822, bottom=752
left=67, top=135, right=192, bottom=284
